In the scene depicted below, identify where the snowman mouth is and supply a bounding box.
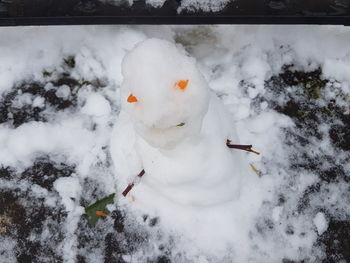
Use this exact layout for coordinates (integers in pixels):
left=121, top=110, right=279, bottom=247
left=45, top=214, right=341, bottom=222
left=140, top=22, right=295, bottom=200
left=176, top=122, right=185, bottom=127
left=150, top=122, right=185, bottom=131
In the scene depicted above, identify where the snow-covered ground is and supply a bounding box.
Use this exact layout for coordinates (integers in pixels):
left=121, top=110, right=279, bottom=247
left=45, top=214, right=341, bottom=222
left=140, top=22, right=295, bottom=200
left=0, top=25, right=349, bottom=263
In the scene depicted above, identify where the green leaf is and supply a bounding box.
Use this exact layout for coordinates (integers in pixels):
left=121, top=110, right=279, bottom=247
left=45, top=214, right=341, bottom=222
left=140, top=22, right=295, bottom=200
left=80, top=80, right=91, bottom=87
left=85, top=193, right=115, bottom=227
left=176, top=122, right=185, bottom=127
left=42, top=71, right=52, bottom=77
left=64, top=56, right=76, bottom=68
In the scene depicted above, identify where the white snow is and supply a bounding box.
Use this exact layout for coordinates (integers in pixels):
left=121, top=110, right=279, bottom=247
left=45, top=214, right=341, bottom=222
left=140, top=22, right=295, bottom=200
left=272, top=206, right=283, bottom=222
left=146, top=0, right=167, bottom=8
left=120, top=38, right=210, bottom=148
left=112, top=40, right=249, bottom=217
left=81, top=93, right=111, bottom=117
left=313, top=212, right=329, bottom=235
left=12, top=92, right=33, bottom=108
left=177, top=0, right=231, bottom=12
left=0, top=236, right=17, bottom=263
left=0, top=25, right=349, bottom=262
left=54, top=176, right=86, bottom=263
left=55, top=85, right=71, bottom=100
left=32, top=96, right=46, bottom=108
left=0, top=120, right=96, bottom=168
left=54, top=176, right=82, bottom=212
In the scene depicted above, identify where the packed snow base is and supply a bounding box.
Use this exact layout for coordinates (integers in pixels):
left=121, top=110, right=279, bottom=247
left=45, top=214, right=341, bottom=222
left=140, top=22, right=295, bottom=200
left=0, top=25, right=349, bottom=263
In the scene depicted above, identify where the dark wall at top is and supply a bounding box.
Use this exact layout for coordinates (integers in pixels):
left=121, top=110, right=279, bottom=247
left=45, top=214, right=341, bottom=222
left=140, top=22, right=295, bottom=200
left=0, top=0, right=349, bottom=26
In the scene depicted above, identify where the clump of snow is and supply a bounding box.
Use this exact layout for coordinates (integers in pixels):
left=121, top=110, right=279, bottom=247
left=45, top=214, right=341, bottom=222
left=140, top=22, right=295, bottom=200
left=11, top=92, right=33, bottom=108
left=178, top=0, right=231, bottom=13
left=54, top=176, right=86, bottom=263
left=103, top=0, right=133, bottom=6
left=54, top=176, right=82, bottom=212
left=55, top=85, right=71, bottom=100
left=0, top=120, right=96, bottom=168
left=146, top=0, right=167, bottom=8
left=81, top=93, right=111, bottom=117
left=313, top=212, right=329, bottom=235
left=32, top=96, right=45, bottom=108
left=272, top=206, right=283, bottom=222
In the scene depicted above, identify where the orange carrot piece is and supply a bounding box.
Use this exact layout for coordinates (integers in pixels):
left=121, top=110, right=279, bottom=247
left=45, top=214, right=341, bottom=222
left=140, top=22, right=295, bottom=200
left=95, top=210, right=108, bottom=217
left=127, top=94, right=138, bottom=103
left=175, top=80, right=189, bottom=90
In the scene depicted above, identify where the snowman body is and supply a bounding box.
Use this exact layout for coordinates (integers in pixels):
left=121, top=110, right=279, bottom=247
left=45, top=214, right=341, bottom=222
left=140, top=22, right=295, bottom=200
left=110, top=38, right=246, bottom=211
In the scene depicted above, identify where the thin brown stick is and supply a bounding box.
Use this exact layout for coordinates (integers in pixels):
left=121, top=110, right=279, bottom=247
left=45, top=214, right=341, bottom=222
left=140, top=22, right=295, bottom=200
left=226, top=140, right=260, bottom=155
left=122, top=169, right=145, bottom=197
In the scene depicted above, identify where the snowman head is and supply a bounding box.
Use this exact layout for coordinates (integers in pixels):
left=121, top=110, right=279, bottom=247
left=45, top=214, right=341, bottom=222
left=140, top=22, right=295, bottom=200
left=121, top=38, right=210, bottom=148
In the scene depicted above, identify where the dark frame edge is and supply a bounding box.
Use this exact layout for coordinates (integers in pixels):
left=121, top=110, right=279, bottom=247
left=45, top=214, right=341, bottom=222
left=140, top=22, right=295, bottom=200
left=0, top=16, right=349, bottom=26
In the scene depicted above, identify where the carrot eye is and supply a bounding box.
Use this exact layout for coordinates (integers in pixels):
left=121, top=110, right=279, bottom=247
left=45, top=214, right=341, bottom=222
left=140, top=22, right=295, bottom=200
left=174, top=80, right=189, bottom=90
left=127, top=94, right=138, bottom=103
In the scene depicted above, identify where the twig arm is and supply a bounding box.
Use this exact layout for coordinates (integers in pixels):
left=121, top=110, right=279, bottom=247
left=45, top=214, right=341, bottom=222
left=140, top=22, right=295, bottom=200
left=122, top=169, right=145, bottom=197
left=226, top=140, right=260, bottom=155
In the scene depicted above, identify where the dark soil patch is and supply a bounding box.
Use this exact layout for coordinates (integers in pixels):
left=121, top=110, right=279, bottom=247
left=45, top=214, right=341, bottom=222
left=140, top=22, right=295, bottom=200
left=21, top=156, right=75, bottom=191
left=0, top=157, right=76, bottom=262
left=0, top=77, right=80, bottom=127
left=0, top=189, right=66, bottom=263
left=263, top=66, right=350, bottom=262
left=318, top=220, right=350, bottom=263
left=0, top=56, right=108, bottom=128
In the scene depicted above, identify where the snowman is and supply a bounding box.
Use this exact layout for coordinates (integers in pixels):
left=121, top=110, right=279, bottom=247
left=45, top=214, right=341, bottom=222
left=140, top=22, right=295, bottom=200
left=110, top=38, right=258, bottom=214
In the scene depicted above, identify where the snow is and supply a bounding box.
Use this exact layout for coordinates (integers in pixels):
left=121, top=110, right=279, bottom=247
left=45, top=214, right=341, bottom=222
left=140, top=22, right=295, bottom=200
left=272, top=206, right=283, bottom=222
left=313, top=212, right=328, bottom=235
left=0, top=236, right=17, bottom=263
left=0, top=25, right=349, bottom=262
left=177, top=0, right=231, bottom=12
left=81, top=93, right=111, bottom=117
left=120, top=38, right=210, bottom=148
left=0, top=120, right=96, bottom=168
left=54, top=176, right=82, bottom=212
left=12, top=92, right=33, bottom=108
left=32, top=96, right=45, bottom=108
left=55, top=85, right=71, bottom=100
left=146, top=0, right=167, bottom=8
left=111, top=41, right=264, bottom=258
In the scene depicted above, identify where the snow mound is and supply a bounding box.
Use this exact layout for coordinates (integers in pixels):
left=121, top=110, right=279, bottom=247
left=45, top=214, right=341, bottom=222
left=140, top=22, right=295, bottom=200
left=313, top=212, right=329, bottom=235
left=81, top=93, right=111, bottom=117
